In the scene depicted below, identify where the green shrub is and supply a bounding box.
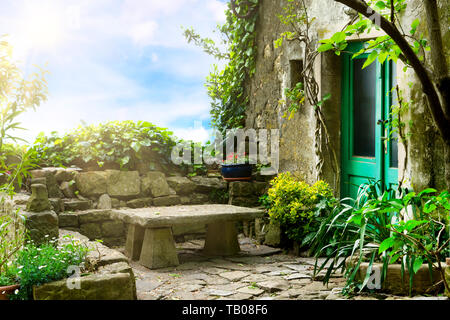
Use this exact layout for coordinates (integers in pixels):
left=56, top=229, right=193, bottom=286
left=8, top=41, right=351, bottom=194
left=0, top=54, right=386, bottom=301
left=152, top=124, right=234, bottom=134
left=9, top=235, right=89, bottom=300
left=310, top=181, right=450, bottom=296
left=32, top=120, right=179, bottom=171
left=265, top=172, right=336, bottom=244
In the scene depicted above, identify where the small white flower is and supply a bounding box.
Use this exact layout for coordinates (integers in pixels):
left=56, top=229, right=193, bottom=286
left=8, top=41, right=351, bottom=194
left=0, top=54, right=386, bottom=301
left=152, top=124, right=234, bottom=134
left=14, top=289, right=19, bottom=294
left=38, top=265, right=47, bottom=270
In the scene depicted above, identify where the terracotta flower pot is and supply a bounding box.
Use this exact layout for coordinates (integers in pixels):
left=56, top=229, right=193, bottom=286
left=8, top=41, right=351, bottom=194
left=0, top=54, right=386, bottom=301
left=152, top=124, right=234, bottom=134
left=0, top=284, right=20, bottom=301
left=446, top=257, right=450, bottom=266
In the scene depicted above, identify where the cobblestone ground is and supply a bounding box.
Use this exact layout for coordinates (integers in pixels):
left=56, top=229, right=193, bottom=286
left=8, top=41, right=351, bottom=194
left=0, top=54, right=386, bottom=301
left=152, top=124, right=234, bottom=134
left=122, top=235, right=448, bottom=301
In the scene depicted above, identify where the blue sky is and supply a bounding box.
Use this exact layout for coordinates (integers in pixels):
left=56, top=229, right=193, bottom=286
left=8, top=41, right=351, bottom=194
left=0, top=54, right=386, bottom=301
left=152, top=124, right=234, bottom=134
left=0, top=0, right=227, bottom=143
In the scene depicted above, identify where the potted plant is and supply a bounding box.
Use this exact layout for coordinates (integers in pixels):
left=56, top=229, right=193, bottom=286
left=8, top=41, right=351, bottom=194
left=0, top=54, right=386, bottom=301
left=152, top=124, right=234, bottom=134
left=221, top=152, right=253, bottom=181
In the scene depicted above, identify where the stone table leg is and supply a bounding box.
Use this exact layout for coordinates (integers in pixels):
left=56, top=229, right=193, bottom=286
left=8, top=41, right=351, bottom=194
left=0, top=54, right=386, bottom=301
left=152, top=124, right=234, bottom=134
left=125, top=224, right=145, bottom=261
left=139, top=227, right=179, bottom=269
left=203, top=221, right=240, bottom=256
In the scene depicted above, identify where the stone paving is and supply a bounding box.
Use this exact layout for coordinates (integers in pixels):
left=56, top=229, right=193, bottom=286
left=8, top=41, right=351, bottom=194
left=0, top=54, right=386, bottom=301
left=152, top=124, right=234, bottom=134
left=120, top=235, right=448, bottom=301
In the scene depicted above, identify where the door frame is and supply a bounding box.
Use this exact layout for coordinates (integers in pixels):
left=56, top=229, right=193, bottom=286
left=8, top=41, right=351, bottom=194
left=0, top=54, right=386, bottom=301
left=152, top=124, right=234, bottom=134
left=340, top=42, right=398, bottom=198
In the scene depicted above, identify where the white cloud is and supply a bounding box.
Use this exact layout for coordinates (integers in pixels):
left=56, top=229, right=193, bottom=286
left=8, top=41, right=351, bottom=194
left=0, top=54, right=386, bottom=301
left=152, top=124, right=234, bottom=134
left=1, top=0, right=229, bottom=144
left=172, top=126, right=210, bottom=143
left=129, top=21, right=158, bottom=47
left=207, top=0, right=228, bottom=22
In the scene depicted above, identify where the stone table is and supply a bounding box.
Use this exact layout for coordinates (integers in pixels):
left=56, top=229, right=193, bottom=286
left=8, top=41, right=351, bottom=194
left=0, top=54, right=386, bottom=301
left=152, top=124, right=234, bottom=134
left=110, top=205, right=265, bottom=269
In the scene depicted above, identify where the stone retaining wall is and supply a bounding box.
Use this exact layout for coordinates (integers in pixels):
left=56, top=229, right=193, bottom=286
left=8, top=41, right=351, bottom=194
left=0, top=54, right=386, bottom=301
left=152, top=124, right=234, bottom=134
left=28, top=168, right=230, bottom=213
left=19, top=168, right=273, bottom=245
left=33, top=230, right=136, bottom=300
left=356, top=262, right=443, bottom=295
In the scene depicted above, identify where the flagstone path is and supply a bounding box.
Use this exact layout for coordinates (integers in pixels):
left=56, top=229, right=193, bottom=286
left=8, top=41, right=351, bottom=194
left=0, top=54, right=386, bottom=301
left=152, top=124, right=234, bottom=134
left=120, top=235, right=448, bottom=301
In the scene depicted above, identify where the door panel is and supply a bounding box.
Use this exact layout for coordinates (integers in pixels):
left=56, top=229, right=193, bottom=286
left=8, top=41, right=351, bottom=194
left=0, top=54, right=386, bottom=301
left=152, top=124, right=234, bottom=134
left=352, top=58, right=377, bottom=158
left=341, top=42, right=398, bottom=199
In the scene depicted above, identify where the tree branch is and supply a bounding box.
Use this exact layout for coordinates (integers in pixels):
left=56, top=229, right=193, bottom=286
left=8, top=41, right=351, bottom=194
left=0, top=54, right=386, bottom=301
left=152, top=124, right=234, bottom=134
left=423, top=0, right=450, bottom=118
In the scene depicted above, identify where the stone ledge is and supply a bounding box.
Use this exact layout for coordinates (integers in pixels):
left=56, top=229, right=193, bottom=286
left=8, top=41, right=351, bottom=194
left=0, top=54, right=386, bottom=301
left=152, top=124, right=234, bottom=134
left=357, top=262, right=443, bottom=295
left=33, top=272, right=135, bottom=300
left=32, top=230, right=136, bottom=300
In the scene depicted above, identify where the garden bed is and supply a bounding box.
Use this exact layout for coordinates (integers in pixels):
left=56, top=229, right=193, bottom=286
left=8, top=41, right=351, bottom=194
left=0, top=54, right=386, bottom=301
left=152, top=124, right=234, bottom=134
left=32, top=230, right=136, bottom=300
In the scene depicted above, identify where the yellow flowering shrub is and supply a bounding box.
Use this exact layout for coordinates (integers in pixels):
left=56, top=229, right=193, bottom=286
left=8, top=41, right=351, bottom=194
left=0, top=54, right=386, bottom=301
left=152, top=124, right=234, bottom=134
left=266, top=172, right=335, bottom=242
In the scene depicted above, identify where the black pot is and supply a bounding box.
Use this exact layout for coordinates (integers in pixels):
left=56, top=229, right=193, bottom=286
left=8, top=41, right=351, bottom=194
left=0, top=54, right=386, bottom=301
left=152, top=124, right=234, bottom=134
left=221, top=164, right=253, bottom=181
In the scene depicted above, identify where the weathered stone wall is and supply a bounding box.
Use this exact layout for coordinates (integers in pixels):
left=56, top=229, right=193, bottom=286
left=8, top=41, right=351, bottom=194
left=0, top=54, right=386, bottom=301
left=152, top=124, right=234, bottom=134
left=246, top=0, right=450, bottom=193
left=19, top=167, right=269, bottom=245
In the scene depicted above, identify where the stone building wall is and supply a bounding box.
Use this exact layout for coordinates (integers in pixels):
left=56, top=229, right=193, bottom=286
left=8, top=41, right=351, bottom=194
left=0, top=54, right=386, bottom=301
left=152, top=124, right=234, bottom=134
left=246, top=0, right=449, bottom=193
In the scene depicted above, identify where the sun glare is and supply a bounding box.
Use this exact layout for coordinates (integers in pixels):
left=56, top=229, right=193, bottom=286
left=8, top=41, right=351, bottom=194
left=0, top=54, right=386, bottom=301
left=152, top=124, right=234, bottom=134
left=11, top=2, right=65, bottom=58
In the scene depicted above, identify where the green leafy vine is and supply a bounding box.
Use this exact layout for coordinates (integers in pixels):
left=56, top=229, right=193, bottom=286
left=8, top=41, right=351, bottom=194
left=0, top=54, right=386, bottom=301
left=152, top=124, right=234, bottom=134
left=183, top=0, right=259, bottom=133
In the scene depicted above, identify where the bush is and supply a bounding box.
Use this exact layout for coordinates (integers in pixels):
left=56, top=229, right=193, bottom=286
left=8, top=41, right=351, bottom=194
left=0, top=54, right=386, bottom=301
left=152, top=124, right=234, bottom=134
left=32, top=120, right=179, bottom=171
left=310, top=181, right=450, bottom=296
left=265, top=172, right=335, bottom=244
left=9, top=235, right=89, bottom=300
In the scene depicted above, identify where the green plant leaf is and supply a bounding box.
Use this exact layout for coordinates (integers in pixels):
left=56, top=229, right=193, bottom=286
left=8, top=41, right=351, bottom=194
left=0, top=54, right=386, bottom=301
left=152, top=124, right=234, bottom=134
left=379, top=237, right=395, bottom=253
left=362, top=51, right=378, bottom=69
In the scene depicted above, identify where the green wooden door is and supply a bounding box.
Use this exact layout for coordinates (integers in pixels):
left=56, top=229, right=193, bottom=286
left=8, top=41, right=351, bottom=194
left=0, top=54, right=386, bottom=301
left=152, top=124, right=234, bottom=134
left=341, top=42, right=398, bottom=199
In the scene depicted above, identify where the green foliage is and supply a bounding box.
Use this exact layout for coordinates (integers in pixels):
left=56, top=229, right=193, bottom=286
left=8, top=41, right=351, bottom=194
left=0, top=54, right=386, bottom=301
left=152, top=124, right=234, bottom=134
left=265, top=172, right=335, bottom=244
left=209, top=188, right=229, bottom=204
left=274, top=0, right=314, bottom=50
left=310, top=180, right=450, bottom=296
left=9, top=235, right=89, bottom=300
left=0, top=36, right=48, bottom=150
left=0, top=207, right=26, bottom=277
left=32, top=120, right=178, bottom=170
left=258, top=193, right=271, bottom=209
left=280, top=82, right=305, bottom=120
left=1, top=144, right=40, bottom=191
left=184, top=0, right=259, bottom=133
left=317, top=0, right=430, bottom=70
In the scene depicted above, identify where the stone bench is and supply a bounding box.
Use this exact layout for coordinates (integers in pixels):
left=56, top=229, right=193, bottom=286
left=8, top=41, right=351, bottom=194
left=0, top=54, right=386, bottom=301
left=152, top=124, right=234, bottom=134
left=110, top=205, right=265, bottom=269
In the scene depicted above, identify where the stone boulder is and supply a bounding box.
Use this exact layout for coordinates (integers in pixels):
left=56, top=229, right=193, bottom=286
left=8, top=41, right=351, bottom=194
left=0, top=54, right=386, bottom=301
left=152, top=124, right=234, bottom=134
left=189, top=176, right=227, bottom=194
left=105, top=170, right=140, bottom=199
left=30, top=168, right=63, bottom=198
left=97, top=194, right=112, bottom=210
left=54, top=167, right=80, bottom=184
left=152, top=195, right=181, bottom=206
left=126, top=198, right=153, bottom=208
left=22, top=210, right=59, bottom=245
left=228, top=181, right=268, bottom=207
left=26, top=184, right=52, bottom=212
left=58, top=213, right=80, bottom=228
left=49, top=198, right=64, bottom=213
left=60, top=181, right=76, bottom=198
left=33, top=272, right=135, bottom=300
left=63, top=199, right=92, bottom=211
left=141, top=171, right=171, bottom=197
left=166, top=176, right=196, bottom=195
left=263, top=221, right=281, bottom=247
left=75, top=171, right=107, bottom=197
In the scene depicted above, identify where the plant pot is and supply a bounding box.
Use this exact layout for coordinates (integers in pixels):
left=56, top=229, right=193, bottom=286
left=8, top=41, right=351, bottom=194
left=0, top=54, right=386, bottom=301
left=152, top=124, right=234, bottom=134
left=0, top=284, right=19, bottom=300
left=221, top=164, right=253, bottom=181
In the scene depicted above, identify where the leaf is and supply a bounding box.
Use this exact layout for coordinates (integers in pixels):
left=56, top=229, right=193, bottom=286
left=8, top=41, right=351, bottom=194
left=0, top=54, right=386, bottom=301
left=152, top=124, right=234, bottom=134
left=362, top=51, right=378, bottom=69
left=374, top=1, right=386, bottom=10
left=318, top=43, right=333, bottom=52
left=379, top=237, right=395, bottom=254
left=410, top=19, right=420, bottom=35
left=413, top=257, right=423, bottom=274
left=331, top=31, right=346, bottom=43
left=404, top=220, right=427, bottom=232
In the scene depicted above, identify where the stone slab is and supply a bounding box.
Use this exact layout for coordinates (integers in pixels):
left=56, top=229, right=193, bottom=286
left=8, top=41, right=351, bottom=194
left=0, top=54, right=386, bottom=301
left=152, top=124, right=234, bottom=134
left=110, top=204, right=264, bottom=228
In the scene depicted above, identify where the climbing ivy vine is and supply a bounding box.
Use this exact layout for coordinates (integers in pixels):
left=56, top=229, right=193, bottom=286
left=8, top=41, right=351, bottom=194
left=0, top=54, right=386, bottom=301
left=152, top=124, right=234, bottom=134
left=183, top=0, right=259, bottom=133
